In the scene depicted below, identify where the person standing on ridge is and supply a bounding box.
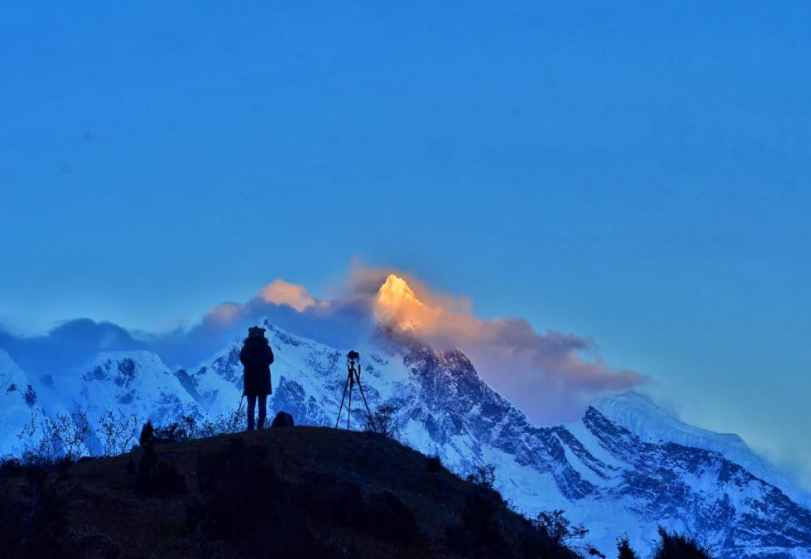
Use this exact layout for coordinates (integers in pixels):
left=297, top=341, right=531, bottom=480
left=240, top=326, right=274, bottom=430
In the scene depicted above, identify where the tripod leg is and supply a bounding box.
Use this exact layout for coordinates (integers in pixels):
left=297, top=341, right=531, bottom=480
left=347, top=378, right=354, bottom=430
left=354, top=370, right=376, bottom=431
left=335, top=374, right=351, bottom=429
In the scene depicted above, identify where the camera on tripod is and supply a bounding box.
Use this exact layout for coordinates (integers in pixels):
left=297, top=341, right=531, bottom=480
left=336, top=349, right=374, bottom=430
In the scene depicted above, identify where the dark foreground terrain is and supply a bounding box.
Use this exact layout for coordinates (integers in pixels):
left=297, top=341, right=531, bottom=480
left=0, top=426, right=579, bottom=559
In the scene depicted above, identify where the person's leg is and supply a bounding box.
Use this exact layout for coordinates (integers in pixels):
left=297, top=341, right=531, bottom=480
left=257, top=395, right=267, bottom=429
left=246, top=395, right=256, bottom=431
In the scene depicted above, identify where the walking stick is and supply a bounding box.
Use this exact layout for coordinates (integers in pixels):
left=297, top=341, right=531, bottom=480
left=235, top=393, right=245, bottom=432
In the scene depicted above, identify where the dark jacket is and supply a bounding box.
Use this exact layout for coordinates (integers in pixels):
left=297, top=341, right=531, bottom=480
left=240, top=337, right=274, bottom=396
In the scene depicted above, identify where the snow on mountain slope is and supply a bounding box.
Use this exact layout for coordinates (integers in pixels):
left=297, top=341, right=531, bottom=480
left=592, top=391, right=811, bottom=509
left=0, top=349, right=45, bottom=457
left=184, top=321, right=414, bottom=426
left=59, top=351, right=202, bottom=426
left=565, top=407, right=811, bottom=558
left=1, top=323, right=810, bottom=558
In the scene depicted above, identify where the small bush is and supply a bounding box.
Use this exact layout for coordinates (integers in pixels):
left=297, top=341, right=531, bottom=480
left=617, top=535, right=639, bottom=559
left=364, top=402, right=401, bottom=438
left=153, top=420, right=194, bottom=443
left=199, top=408, right=244, bottom=436
left=466, top=463, right=497, bottom=490
left=426, top=455, right=443, bottom=473
left=535, top=509, right=588, bottom=547
left=652, top=526, right=712, bottom=559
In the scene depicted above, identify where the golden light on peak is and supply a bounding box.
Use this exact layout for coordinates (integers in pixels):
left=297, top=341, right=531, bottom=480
left=377, top=274, right=419, bottom=306
left=374, top=274, right=425, bottom=331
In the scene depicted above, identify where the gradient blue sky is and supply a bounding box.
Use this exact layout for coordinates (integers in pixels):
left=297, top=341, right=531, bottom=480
left=1, top=2, right=810, bottom=486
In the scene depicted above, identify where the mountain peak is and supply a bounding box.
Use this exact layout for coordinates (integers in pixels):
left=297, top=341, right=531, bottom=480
left=590, top=390, right=811, bottom=509
left=375, top=274, right=425, bottom=332
left=592, top=391, right=746, bottom=447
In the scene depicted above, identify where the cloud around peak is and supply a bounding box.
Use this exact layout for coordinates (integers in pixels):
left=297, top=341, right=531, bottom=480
left=361, top=268, right=646, bottom=422
left=0, top=262, right=645, bottom=424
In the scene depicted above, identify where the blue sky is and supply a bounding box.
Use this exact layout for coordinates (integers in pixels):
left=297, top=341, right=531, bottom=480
left=1, top=2, right=810, bottom=486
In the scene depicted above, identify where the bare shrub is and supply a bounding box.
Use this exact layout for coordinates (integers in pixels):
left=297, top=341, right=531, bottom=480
left=535, top=509, right=588, bottom=547
left=197, top=408, right=244, bottom=437
left=46, top=412, right=92, bottom=460
left=16, top=411, right=92, bottom=463
left=466, top=463, right=497, bottom=490
left=97, top=410, right=141, bottom=456
left=153, top=416, right=197, bottom=443
left=617, top=535, right=639, bottom=559
left=363, top=402, right=401, bottom=438
left=17, top=412, right=57, bottom=464
left=653, top=526, right=712, bottom=559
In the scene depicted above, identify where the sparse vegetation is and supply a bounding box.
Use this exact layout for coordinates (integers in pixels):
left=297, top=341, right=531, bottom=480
left=16, top=411, right=91, bottom=464
left=4, top=414, right=721, bottom=559
left=15, top=408, right=244, bottom=465
left=364, top=402, right=401, bottom=438
left=535, top=509, right=589, bottom=547
left=97, top=410, right=141, bottom=456
left=152, top=416, right=197, bottom=443
left=617, top=535, right=640, bottom=559
left=652, top=526, right=712, bottom=559
left=466, top=462, right=497, bottom=490
left=0, top=425, right=583, bottom=559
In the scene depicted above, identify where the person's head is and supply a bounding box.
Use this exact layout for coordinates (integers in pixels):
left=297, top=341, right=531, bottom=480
left=246, top=326, right=266, bottom=342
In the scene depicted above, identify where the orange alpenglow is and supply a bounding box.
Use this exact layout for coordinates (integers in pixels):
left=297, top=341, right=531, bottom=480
left=375, top=274, right=429, bottom=332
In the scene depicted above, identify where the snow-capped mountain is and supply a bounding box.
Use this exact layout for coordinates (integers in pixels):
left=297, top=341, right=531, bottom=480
left=591, top=391, right=811, bottom=511
left=1, top=321, right=810, bottom=558
left=0, top=349, right=45, bottom=449
left=66, top=351, right=202, bottom=425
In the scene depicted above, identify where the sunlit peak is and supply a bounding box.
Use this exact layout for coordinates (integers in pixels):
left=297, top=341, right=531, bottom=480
left=375, top=274, right=424, bottom=331
left=377, top=274, right=419, bottom=306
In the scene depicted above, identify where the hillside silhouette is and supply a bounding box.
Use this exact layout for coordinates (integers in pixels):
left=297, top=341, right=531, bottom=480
left=0, top=426, right=582, bottom=559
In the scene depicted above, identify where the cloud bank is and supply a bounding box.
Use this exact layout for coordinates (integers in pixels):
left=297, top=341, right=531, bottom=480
left=0, top=263, right=645, bottom=424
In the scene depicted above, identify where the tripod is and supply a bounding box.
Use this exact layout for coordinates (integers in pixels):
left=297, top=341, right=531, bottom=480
left=335, top=350, right=374, bottom=430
